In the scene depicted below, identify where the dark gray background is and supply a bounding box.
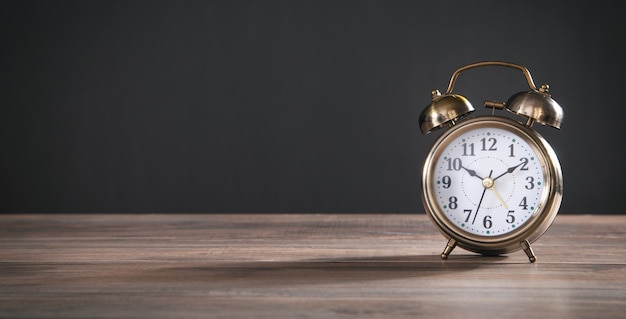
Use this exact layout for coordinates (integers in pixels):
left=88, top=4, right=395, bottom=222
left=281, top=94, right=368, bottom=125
left=1, top=1, right=624, bottom=214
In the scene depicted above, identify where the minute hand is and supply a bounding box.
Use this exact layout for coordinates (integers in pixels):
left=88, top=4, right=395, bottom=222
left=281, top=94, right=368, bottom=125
left=493, top=163, right=523, bottom=181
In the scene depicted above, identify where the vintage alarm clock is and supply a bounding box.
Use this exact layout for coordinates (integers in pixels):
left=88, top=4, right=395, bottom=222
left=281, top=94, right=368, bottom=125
left=419, top=61, right=563, bottom=262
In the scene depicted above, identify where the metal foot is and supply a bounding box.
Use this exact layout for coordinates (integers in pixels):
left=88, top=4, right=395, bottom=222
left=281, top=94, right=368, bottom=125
left=441, top=238, right=457, bottom=260
left=520, top=240, right=537, bottom=263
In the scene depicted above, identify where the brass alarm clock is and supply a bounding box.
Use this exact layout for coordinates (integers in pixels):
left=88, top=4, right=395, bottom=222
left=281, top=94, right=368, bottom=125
left=419, top=61, right=563, bottom=262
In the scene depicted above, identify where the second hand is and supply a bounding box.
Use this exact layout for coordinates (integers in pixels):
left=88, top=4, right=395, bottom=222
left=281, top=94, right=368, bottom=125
left=489, top=185, right=508, bottom=209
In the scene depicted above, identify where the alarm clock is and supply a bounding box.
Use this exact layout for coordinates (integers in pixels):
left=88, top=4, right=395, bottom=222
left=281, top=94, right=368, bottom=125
left=418, top=61, right=563, bottom=262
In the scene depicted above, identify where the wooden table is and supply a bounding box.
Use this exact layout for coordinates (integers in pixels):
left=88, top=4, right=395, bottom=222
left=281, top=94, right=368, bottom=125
left=1, top=214, right=625, bottom=318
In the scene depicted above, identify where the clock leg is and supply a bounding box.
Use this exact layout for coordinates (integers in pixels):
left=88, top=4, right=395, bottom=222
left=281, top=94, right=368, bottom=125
left=520, top=240, right=537, bottom=263
left=441, top=238, right=457, bottom=260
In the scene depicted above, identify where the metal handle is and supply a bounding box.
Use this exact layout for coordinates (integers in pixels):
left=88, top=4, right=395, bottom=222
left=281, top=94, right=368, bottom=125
left=444, top=61, right=538, bottom=94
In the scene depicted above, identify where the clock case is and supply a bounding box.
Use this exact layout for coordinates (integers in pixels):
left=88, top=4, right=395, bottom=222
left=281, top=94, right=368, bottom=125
left=418, top=61, right=564, bottom=262
left=422, top=116, right=563, bottom=260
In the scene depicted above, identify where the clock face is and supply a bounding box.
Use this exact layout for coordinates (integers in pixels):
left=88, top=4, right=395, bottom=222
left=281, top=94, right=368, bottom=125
left=426, top=120, right=547, bottom=238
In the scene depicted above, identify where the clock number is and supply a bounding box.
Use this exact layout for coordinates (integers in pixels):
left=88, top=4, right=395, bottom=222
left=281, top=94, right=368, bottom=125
left=506, top=210, right=515, bottom=224
left=481, top=137, right=497, bottom=151
left=508, top=144, right=515, bottom=157
left=519, top=197, right=528, bottom=210
left=525, top=176, right=535, bottom=190
left=464, top=209, right=479, bottom=225
left=462, top=143, right=475, bottom=156
left=442, top=175, right=451, bottom=188
left=483, top=215, right=492, bottom=229
left=446, top=158, right=462, bottom=171
left=463, top=209, right=473, bottom=223
left=448, top=196, right=458, bottom=209
left=519, top=157, right=529, bottom=171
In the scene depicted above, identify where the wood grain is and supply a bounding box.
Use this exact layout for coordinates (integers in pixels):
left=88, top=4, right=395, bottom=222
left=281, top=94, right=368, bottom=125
left=1, top=214, right=625, bottom=318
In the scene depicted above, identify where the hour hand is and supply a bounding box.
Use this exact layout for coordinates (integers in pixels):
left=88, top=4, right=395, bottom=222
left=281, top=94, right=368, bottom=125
left=461, top=165, right=483, bottom=180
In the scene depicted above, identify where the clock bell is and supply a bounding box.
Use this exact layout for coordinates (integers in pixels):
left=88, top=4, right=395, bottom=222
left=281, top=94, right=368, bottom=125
left=419, top=61, right=563, bottom=134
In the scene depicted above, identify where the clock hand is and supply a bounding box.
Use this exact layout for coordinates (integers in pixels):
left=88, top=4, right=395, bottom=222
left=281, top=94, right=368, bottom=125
left=473, top=188, right=487, bottom=224
left=461, top=165, right=484, bottom=180
left=488, top=185, right=508, bottom=209
left=472, top=170, right=492, bottom=224
left=493, top=162, right=523, bottom=181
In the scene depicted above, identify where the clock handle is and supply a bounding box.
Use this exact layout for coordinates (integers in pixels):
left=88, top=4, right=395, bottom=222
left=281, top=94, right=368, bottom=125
left=444, top=61, right=538, bottom=94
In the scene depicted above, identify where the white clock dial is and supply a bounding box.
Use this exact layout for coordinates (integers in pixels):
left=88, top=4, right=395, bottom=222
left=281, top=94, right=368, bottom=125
left=431, top=126, right=544, bottom=236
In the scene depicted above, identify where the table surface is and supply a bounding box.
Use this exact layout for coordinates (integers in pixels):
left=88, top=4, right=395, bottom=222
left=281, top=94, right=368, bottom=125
left=1, top=213, right=625, bottom=318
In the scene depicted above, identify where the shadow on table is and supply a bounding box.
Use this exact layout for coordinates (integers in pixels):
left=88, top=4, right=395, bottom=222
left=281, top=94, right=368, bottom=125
left=144, top=254, right=508, bottom=286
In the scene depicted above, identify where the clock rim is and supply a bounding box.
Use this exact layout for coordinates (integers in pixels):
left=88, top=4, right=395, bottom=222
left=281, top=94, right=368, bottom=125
left=421, top=116, right=563, bottom=255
